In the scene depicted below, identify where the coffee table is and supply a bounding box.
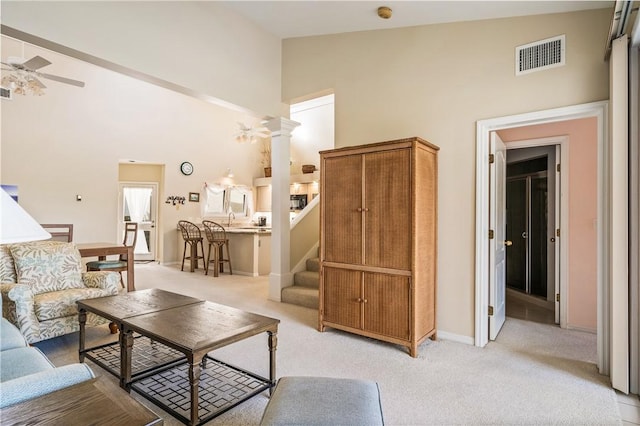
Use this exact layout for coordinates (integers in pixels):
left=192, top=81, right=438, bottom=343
left=77, top=289, right=280, bottom=426
left=123, top=301, right=279, bottom=425
left=78, top=288, right=203, bottom=386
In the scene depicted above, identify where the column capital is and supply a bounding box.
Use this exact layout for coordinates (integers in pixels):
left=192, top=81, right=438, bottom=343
left=263, top=117, right=300, bottom=138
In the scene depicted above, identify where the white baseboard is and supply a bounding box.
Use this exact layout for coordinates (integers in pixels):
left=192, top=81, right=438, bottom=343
left=437, top=330, right=474, bottom=345
left=566, top=324, right=597, bottom=334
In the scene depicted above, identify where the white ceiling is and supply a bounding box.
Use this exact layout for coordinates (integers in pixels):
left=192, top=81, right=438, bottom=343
left=220, top=1, right=614, bottom=39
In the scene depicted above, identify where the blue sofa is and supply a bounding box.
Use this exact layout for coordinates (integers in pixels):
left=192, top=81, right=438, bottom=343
left=0, top=317, right=95, bottom=408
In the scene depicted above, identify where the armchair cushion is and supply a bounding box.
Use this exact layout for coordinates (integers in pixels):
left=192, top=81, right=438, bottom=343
left=34, top=288, right=110, bottom=321
left=10, top=241, right=84, bottom=295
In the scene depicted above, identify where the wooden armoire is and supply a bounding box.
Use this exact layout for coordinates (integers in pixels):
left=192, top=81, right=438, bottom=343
left=318, top=137, right=439, bottom=357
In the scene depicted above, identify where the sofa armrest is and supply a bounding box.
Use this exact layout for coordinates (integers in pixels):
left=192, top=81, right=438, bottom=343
left=6, top=284, right=40, bottom=341
left=82, top=271, right=120, bottom=293
left=0, top=363, right=95, bottom=408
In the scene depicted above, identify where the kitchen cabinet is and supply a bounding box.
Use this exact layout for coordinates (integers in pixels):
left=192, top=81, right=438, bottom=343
left=318, top=137, right=438, bottom=357
left=256, top=186, right=271, bottom=212
left=253, top=172, right=320, bottom=212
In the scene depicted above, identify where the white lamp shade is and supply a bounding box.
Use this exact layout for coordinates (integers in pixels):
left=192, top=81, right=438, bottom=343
left=0, top=189, right=51, bottom=244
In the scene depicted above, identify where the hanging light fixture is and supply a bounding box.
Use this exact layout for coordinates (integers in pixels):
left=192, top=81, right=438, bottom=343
left=1, top=71, right=45, bottom=96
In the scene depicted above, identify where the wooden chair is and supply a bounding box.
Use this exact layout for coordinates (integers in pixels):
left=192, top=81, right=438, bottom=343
left=40, top=224, right=73, bottom=242
left=178, top=220, right=205, bottom=272
left=202, top=220, right=233, bottom=277
left=86, top=222, right=137, bottom=288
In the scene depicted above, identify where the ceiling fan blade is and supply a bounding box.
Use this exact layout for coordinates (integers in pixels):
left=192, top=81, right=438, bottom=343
left=22, top=56, right=51, bottom=71
left=38, top=72, right=85, bottom=88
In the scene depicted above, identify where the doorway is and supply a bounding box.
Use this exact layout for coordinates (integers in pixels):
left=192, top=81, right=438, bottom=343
left=475, top=101, right=609, bottom=376
left=505, top=150, right=556, bottom=326
left=118, top=183, right=157, bottom=261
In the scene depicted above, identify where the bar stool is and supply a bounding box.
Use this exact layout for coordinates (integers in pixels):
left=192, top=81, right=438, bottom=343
left=178, top=220, right=205, bottom=272
left=202, top=220, right=233, bottom=277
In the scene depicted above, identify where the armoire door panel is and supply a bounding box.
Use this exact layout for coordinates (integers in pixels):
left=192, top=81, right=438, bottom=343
left=364, top=149, right=412, bottom=269
left=364, top=273, right=410, bottom=340
left=323, top=155, right=363, bottom=265
left=322, top=267, right=361, bottom=329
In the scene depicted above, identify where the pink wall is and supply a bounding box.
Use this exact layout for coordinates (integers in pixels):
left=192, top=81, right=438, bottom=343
left=498, top=117, right=598, bottom=331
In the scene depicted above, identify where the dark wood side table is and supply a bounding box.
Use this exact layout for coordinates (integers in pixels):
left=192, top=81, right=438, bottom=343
left=78, top=288, right=203, bottom=386
left=122, top=301, right=280, bottom=426
left=1, top=377, right=163, bottom=425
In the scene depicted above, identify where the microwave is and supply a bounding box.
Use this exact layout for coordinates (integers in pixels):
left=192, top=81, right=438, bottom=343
left=290, top=194, right=307, bottom=210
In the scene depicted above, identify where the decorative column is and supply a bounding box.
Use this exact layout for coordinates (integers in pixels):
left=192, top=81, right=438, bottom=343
left=264, top=117, right=300, bottom=301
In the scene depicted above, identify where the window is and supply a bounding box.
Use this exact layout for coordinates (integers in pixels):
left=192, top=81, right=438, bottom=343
left=203, top=184, right=252, bottom=218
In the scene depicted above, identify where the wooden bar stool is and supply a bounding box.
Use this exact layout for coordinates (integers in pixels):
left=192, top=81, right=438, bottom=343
left=202, top=220, right=233, bottom=277
left=178, top=220, right=205, bottom=272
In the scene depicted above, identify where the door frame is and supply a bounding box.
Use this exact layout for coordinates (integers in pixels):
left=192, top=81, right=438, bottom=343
left=118, top=182, right=158, bottom=261
left=503, top=136, right=568, bottom=329
left=475, top=101, right=609, bottom=375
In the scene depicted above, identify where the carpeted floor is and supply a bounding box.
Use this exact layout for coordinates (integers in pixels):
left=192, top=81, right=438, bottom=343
left=35, top=263, right=621, bottom=425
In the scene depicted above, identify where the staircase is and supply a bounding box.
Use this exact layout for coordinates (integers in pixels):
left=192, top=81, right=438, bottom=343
left=281, top=257, right=319, bottom=309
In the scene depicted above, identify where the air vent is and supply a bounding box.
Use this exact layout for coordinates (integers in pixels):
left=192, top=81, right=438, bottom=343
left=516, top=35, right=565, bottom=76
left=0, top=86, right=12, bottom=100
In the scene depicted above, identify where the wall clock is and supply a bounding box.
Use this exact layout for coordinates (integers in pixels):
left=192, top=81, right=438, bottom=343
left=180, top=161, right=193, bottom=176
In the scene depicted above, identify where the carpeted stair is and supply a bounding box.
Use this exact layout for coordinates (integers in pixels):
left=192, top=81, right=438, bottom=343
left=281, top=257, right=319, bottom=309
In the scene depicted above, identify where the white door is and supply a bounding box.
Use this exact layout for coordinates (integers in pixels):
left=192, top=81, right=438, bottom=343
left=119, top=183, right=157, bottom=261
left=489, top=132, right=507, bottom=340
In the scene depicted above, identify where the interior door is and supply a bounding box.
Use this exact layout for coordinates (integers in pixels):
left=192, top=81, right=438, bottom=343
left=119, top=183, right=157, bottom=261
left=489, top=132, right=507, bottom=340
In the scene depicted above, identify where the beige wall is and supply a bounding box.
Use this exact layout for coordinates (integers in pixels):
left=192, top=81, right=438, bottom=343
left=499, top=118, right=599, bottom=332
left=282, top=9, right=610, bottom=339
left=1, top=1, right=283, bottom=116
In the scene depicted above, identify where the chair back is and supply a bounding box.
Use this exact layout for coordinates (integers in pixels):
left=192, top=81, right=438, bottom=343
left=178, top=220, right=202, bottom=241
left=123, top=222, right=138, bottom=247
left=40, top=224, right=73, bottom=242
left=202, top=220, right=227, bottom=243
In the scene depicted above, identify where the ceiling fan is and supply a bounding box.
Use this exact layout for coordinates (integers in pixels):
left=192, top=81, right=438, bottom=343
left=235, top=122, right=270, bottom=144
left=1, top=55, right=85, bottom=96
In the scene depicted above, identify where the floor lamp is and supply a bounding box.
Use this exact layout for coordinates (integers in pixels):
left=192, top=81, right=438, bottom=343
left=1, top=189, right=51, bottom=244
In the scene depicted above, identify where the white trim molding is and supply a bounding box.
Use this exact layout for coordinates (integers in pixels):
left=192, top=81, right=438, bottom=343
left=475, top=101, right=609, bottom=375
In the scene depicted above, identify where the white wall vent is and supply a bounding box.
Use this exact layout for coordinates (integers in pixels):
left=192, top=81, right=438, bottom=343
left=516, top=35, right=565, bottom=76
left=0, top=86, right=12, bottom=100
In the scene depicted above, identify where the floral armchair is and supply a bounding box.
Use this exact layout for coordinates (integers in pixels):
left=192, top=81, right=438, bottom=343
left=0, top=241, right=120, bottom=344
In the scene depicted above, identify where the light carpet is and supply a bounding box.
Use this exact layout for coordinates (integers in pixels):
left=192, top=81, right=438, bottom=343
left=35, top=263, right=621, bottom=425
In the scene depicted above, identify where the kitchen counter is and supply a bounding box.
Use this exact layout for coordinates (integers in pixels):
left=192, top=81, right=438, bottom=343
left=225, top=226, right=271, bottom=234
left=177, top=223, right=270, bottom=276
